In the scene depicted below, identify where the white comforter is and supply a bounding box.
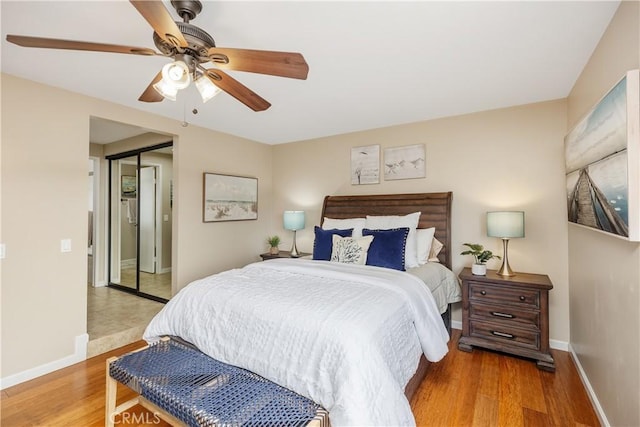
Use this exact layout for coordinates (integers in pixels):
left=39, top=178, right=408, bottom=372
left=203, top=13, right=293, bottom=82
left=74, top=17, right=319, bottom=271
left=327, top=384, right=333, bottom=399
left=143, top=259, right=450, bottom=426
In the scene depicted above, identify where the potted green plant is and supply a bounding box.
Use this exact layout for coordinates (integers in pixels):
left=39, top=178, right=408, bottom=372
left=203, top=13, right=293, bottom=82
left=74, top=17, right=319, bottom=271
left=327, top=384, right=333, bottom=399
left=267, top=235, right=281, bottom=255
left=461, top=243, right=501, bottom=275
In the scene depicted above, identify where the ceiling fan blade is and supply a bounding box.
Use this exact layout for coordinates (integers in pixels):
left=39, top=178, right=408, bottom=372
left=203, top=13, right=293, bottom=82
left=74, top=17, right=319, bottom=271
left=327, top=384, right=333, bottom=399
left=138, top=72, right=164, bottom=103
left=130, top=0, right=188, bottom=48
left=203, top=69, right=271, bottom=112
left=6, top=35, right=158, bottom=56
left=208, top=48, right=309, bottom=80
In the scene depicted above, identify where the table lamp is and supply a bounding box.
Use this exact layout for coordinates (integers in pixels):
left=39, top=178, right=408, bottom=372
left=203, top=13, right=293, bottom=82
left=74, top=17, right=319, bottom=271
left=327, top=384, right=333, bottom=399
left=487, top=211, right=525, bottom=277
left=283, top=211, right=305, bottom=257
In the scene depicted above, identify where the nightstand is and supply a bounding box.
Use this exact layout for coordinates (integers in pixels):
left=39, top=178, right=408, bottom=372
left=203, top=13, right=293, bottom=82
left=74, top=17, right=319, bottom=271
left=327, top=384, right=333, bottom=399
left=457, top=268, right=555, bottom=372
left=259, top=251, right=311, bottom=261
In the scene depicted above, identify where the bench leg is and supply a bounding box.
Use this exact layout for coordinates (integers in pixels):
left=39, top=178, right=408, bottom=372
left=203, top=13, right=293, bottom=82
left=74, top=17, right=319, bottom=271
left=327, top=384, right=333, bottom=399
left=105, top=357, right=118, bottom=427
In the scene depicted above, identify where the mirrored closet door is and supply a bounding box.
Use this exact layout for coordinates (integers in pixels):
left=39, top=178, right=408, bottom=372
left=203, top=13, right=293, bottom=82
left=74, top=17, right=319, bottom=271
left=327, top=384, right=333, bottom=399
left=108, top=142, right=173, bottom=302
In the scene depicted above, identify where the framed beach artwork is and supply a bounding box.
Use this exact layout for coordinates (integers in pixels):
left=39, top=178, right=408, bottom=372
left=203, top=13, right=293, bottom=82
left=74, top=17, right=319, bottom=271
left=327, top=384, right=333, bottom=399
left=383, top=144, right=426, bottom=181
left=203, top=173, right=258, bottom=222
left=565, top=69, right=639, bottom=241
left=121, top=175, right=136, bottom=198
left=351, top=144, right=380, bottom=185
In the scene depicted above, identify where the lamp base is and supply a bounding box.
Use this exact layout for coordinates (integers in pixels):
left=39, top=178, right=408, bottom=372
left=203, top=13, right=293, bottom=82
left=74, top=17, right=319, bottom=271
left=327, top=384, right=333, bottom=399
left=496, top=238, right=516, bottom=277
left=290, top=230, right=300, bottom=258
left=496, top=262, right=516, bottom=277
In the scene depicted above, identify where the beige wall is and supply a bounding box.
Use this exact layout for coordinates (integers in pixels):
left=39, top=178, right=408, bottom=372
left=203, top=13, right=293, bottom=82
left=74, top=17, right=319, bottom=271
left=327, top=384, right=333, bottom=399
left=273, top=99, right=571, bottom=343
left=566, top=2, right=640, bottom=426
left=1, top=74, right=273, bottom=379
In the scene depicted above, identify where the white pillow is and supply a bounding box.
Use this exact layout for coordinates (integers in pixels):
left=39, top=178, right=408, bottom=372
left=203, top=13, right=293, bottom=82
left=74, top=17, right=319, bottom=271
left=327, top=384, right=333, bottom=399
left=323, top=217, right=366, bottom=238
left=331, top=235, right=373, bottom=265
left=428, top=237, right=444, bottom=263
left=365, top=212, right=421, bottom=269
left=416, top=227, right=436, bottom=265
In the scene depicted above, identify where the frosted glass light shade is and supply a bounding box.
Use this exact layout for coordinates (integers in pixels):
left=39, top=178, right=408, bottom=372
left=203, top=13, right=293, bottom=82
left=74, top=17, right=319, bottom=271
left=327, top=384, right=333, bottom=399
left=195, top=75, right=221, bottom=103
left=161, top=60, right=191, bottom=90
left=283, top=211, right=305, bottom=231
left=487, top=211, right=525, bottom=238
left=152, top=79, right=178, bottom=101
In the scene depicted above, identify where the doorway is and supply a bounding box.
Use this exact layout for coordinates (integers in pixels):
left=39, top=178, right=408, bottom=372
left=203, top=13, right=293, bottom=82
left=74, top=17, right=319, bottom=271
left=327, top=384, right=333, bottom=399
left=107, top=143, right=172, bottom=303
left=88, top=157, right=98, bottom=286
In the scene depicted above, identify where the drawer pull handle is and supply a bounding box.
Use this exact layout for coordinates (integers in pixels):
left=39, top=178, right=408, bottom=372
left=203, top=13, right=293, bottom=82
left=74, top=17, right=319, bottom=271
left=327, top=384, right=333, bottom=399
left=480, top=290, right=487, bottom=296
left=519, top=296, right=526, bottom=301
left=491, top=331, right=515, bottom=339
left=491, top=311, right=514, bottom=319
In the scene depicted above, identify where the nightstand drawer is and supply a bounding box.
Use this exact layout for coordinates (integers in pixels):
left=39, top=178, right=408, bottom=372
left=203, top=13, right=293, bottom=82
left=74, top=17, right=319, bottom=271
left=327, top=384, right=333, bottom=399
left=469, top=320, right=540, bottom=350
left=470, top=304, right=539, bottom=328
left=469, top=282, right=540, bottom=309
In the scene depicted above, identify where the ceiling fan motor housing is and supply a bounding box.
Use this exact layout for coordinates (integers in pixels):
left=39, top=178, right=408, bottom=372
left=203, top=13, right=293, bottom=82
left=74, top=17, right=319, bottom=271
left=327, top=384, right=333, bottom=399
left=153, top=22, right=215, bottom=62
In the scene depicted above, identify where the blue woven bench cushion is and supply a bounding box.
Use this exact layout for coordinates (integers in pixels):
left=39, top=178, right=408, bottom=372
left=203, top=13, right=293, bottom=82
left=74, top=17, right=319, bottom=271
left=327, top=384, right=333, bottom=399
left=109, top=338, right=323, bottom=427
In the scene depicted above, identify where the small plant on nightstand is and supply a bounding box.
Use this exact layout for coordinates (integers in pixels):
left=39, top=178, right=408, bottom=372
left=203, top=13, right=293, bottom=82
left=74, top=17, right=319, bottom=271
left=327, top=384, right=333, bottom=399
left=461, top=243, right=500, bottom=275
left=267, top=235, right=281, bottom=255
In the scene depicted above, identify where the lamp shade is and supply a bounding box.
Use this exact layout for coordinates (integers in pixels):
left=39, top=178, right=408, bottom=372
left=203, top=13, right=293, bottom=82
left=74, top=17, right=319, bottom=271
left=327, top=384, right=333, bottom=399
left=195, top=75, right=221, bottom=103
left=283, top=211, right=305, bottom=231
left=487, top=211, right=525, bottom=238
left=161, top=60, right=191, bottom=90
left=152, top=78, right=178, bottom=101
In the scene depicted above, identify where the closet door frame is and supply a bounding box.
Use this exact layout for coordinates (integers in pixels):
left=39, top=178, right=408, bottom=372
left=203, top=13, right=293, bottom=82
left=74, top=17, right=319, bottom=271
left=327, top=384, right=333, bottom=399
left=106, top=141, right=172, bottom=304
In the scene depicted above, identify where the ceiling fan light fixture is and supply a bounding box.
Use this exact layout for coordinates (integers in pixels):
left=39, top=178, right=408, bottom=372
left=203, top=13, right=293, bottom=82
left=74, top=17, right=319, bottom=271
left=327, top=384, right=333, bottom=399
left=161, top=60, right=191, bottom=90
left=152, top=78, right=178, bottom=101
left=195, top=75, right=221, bottom=103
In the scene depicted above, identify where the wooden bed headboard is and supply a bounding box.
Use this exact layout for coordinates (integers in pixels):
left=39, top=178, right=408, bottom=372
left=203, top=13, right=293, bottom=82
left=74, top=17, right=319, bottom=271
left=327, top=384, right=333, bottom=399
left=320, top=192, right=453, bottom=269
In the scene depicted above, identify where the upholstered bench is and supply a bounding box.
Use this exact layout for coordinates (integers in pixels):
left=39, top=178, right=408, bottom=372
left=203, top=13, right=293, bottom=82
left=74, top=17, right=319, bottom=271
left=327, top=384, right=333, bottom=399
left=106, top=337, right=328, bottom=427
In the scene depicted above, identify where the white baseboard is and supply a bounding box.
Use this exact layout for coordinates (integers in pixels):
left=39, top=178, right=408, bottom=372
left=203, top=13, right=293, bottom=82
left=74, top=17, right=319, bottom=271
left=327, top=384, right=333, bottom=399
left=159, top=267, right=172, bottom=274
left=0, top=333, right=88, bottom=390
left=549, top=338, right=569, bottom=351
left=569, top=344, right=610, bottom=427
left=451, top=320, right=462, bottom=330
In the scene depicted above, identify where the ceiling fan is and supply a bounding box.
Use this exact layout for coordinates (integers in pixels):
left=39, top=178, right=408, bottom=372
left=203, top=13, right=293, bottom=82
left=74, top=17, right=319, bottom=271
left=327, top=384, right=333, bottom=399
left=5, top=0, right=309, bottom=112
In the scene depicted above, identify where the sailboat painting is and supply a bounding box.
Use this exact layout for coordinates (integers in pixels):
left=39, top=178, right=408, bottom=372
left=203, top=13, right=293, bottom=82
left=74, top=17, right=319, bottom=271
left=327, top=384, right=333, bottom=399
left=565, top=70, right=640, bottom=241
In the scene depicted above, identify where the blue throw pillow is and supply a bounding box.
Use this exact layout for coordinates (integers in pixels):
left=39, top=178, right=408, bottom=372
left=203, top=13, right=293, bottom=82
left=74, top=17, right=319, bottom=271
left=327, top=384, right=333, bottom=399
left=362, top=227, right=410, bottom=271
left=313, top=226, right=353, bottom=260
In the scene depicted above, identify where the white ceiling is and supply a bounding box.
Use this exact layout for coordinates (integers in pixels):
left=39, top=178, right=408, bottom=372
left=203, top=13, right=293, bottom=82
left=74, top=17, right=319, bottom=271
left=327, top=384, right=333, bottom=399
left=1, top=1, right=619, bottom=145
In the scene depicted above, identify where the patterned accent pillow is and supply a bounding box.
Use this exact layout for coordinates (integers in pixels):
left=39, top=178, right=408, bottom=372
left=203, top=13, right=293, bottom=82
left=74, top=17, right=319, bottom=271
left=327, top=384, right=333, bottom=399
left=330, top=235, right=374, bottom=265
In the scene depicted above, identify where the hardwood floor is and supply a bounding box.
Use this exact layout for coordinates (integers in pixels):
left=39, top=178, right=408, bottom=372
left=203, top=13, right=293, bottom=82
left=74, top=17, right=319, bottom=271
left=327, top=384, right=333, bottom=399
left=410, top=330, right=600, bottom=426
left=1, top=330, right=600, bottom=426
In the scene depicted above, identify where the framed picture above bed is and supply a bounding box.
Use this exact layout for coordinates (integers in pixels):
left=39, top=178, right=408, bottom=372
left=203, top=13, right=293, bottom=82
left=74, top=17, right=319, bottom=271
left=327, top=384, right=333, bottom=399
left=203, top=173, right=258, bottom=222
left=383, top=144, right=426, bottom=180
left=351, top=144, right=380, bottom=185
left=565, top=69, right=639, bottom=241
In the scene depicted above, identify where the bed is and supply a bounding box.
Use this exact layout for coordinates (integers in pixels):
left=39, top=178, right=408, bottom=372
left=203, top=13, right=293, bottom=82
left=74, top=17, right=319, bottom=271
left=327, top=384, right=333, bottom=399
left=143, top=191, right=460, bottom=426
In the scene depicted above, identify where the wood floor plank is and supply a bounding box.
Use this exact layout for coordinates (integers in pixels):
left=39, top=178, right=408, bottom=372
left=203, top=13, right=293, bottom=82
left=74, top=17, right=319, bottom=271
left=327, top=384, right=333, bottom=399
left=497, top=356, right=524, bottom=427
left=523, top=407, right=552, bottom=427
left=2, top=332, right=600, bottom=427
left=477, top=348, right=501, bottom=399
left=449, top=349, right=483, bottom=426
left=552, top=349, right=601, bottom=427
left=472, top=394, right=499, bottom=427
left=518, top=356, right=547, bottom=413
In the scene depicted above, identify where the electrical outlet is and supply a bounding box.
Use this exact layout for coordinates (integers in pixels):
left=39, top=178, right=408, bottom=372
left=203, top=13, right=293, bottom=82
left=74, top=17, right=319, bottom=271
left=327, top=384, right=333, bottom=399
left=0, top=243, right=5, bottom=259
